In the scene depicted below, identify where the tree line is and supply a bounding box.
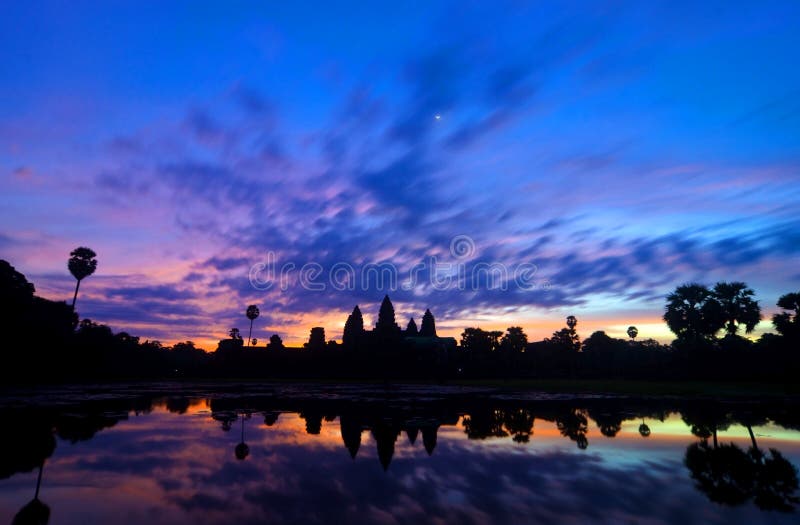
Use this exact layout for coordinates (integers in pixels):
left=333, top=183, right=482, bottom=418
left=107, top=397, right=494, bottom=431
left=1, top=250, right=798, bottom=382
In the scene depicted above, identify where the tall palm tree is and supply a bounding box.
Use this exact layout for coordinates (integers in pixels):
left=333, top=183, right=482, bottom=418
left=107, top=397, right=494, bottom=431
left=712, top=281, right=761, bottom=336
left=67, top=247, right=97, bottom=311
left=627, top=326, right=638, bottom=340
left=245, top=305, right=260, bottom=347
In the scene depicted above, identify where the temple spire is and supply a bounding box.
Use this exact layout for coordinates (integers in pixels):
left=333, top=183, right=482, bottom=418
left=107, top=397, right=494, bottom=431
left=406, top=317, right=419, bottom=336
left=376, top=295, right=397, bottom=329
left=343, top=305, right=364, bottom=350
left=420, top=309, right=437, bottom=337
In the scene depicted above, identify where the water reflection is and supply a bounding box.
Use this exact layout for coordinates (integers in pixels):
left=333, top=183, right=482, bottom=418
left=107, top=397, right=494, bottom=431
left=11, top=462, right=48, bottom=525
left=1, top=387, right=799, bottom=524
left=683, top=408, right=800, bottom=512
left=235, top=413, right=250, bottom=461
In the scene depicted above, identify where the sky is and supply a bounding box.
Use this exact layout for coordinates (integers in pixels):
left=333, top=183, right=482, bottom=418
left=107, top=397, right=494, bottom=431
left=1, top=1, right=799, bottom=348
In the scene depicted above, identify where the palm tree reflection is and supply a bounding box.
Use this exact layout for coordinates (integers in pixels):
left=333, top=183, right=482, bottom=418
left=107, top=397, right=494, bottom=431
left=556, top=409, right=589, bottom=450
left=685, top=440, right=755, bottom=506
left=639, top=419, right=651, bottom=438
left=743, top=422, right=800, bottom=511
left=503, top=409, right=535, bottom=443
left=234, top=413, right=250, bottom=461
left=684, top=417, right=799, bottom=511
left=12, top=461, right=50, bottom=525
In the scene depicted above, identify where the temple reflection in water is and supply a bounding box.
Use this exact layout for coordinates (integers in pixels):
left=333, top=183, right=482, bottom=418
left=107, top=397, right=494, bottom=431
left=1, top=385, right=799, bottom=524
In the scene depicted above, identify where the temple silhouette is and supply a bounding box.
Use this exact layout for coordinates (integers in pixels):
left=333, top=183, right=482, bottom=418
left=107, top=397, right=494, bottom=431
left=336, top=295, right=456, bottom=353
left=3, top=257, right=800, bottom=383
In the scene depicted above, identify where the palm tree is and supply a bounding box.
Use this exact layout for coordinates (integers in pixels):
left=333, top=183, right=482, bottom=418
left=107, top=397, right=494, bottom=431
left=565, top=316, right=579, bottom=373
left=245, top=305, right=260, bottom=347
left=712, top=281, right=761, bottom=336
left=67, top=247, right=97, bottom=310
left=229, top=327, right=241, bottom=340
left=566, top=315, right=577, bottom=331
left=664, top=283, right=724, bottom=341
left=627, top=326, right=638, bottom=340
left=773, top=291, right=800, bottom=340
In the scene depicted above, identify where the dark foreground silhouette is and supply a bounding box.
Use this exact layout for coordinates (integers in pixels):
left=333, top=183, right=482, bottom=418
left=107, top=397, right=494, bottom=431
left=2, top=258, right=799, bottom=383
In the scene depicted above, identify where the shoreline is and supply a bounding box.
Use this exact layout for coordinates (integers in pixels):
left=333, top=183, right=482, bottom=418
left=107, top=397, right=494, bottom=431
left=2, top=378, right=799, bottom=403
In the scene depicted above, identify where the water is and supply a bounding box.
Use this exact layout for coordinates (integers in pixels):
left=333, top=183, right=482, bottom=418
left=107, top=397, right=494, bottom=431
left=1, top=383, right=798, bottom=524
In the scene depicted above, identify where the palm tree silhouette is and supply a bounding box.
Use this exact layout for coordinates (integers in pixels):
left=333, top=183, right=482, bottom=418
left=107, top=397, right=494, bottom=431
left=773, top=291, right=800, bottom=339
left=67, top=247, right=97, bottom=311
left=639, top=419, right=651, bottom=437
left=627, top=326, right=638, bottom=340
left=712, top=282, right=761, bottom=336
left=664, top=283, right=724, bottom=341
left=566, top=315, right=577, bottom=331
left=235, top=413, right=250, bottom=460
left=246, top=305, right=260, bottom=347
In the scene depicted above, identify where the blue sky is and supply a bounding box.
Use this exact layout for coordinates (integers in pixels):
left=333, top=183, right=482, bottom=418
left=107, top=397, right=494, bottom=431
left=1, top=1, right=798, bottom=346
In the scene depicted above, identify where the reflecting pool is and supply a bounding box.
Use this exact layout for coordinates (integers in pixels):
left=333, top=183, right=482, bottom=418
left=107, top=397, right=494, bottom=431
left=1, top=383, right=799, bottom=524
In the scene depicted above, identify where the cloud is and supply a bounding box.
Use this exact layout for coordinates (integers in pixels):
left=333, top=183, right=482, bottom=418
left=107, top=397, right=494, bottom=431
left=230, top=84, right=275, bottom=117
left=201, top=256, right=253, bottom=272
left=5, top=4, right=794, bottom=345
left=12, top=166, right=33, bottom=179
left=103, top=284, right=198, bottom=302
left=184, top=108, right=225, bottom=143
